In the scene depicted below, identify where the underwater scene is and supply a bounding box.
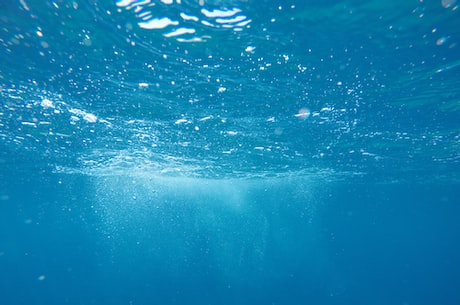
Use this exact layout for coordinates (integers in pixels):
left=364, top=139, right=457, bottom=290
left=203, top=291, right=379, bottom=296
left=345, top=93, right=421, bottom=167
left=1, top=0, right=459, bottom=304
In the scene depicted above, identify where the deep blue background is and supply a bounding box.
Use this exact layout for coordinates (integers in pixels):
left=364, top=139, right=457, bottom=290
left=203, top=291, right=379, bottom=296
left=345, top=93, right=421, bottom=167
left=1, top=167, right=459, bottom=305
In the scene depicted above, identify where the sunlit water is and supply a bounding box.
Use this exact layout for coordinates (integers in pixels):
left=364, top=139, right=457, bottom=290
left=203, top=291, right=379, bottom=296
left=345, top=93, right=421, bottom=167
left=1, top=1, right=459, bottom=305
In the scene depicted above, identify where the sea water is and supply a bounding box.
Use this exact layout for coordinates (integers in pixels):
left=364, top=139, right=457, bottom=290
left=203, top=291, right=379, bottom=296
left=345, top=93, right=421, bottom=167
left=1, top=1, right=459, bottom=304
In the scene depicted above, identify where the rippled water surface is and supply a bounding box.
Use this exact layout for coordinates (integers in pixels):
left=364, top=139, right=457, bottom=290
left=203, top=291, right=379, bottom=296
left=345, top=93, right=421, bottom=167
left=1, top=0, right=458, bottom=181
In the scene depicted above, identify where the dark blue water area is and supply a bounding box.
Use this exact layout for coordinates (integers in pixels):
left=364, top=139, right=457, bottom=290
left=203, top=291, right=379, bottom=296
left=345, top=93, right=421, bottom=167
left=1, top=165, right=459, bottom=305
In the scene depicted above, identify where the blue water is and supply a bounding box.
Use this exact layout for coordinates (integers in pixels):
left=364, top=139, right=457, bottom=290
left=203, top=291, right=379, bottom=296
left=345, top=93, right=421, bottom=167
left=1, top=0, right=459, bottom=304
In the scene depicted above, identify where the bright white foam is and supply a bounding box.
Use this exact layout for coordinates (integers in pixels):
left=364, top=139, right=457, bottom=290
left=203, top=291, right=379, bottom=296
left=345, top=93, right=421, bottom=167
left=180, top=12, right=199, bottom=22
left=116, top=0, right=151, bottom=8
left=215, top=15, right=247, bottom=24
left=201, top=8, right=242, bottom=18
left=138, top=17, right=179, bottom=30
left=164, top=27, right=196, bottom=38
left=177, top=37, right=206, bottom=43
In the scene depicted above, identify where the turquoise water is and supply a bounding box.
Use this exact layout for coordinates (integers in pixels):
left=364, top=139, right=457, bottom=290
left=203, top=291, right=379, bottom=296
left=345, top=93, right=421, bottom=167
left=1, top=0, right=459, bottom=304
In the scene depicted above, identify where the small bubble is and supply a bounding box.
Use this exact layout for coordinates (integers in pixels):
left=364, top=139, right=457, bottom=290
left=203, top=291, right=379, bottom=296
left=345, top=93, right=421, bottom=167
left=82, top=37, right=92, bottom=47
left=441, top=0, right=457, bottom=8
left=245, top=46, right=255, bottom=53
left=436, top=37, right=448, bottom=46
left=138, top=82, right=149, bottom=89
left=294, top=108, right=310, bottom=119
